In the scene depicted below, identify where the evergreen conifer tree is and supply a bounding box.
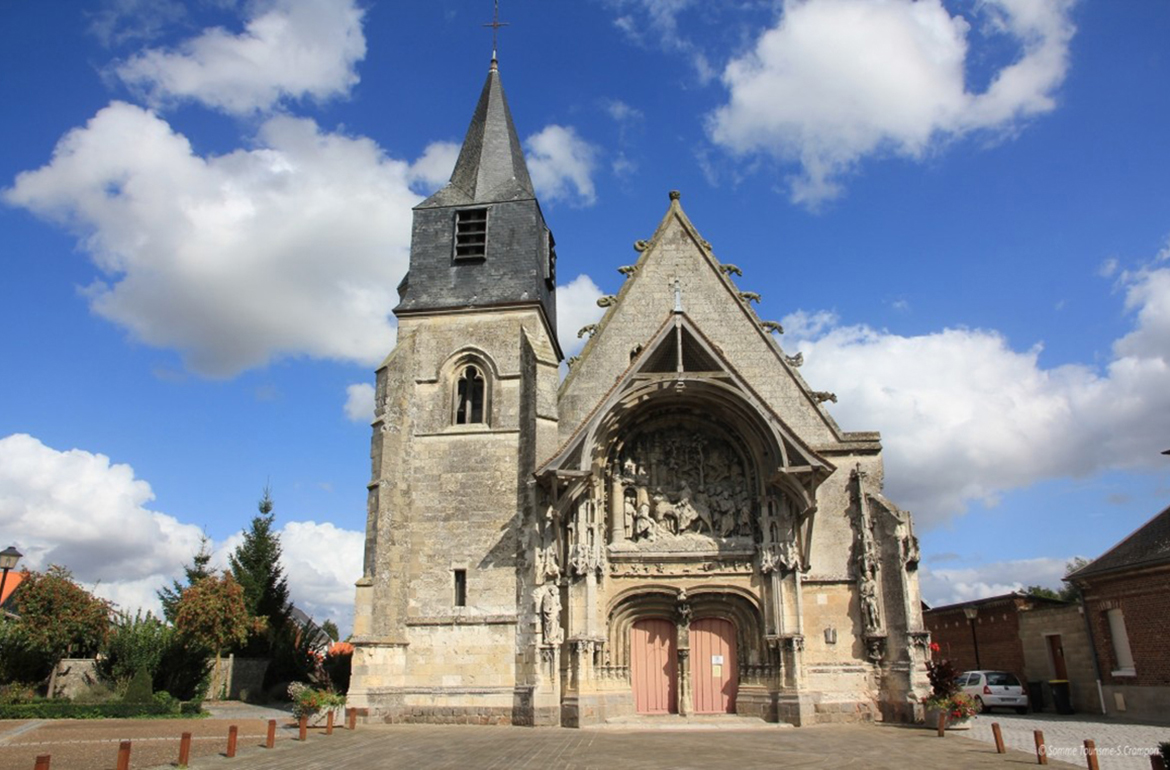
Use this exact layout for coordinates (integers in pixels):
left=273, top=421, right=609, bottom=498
left=158, top=535, right=214, bottom=623
left=229, top=486, right=291, bottom=654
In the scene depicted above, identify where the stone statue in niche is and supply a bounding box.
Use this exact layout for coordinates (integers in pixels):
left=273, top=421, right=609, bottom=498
left=532, top=515, right=560, bottom=582
left=611, top=426, right=755, bottom=547
left=860, top=575, right=882, bottom=631
left=540, top=583, right=563, bottom=645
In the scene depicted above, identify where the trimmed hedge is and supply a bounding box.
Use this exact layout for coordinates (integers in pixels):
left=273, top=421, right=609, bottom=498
left=0, top=699, right=198, bottom=719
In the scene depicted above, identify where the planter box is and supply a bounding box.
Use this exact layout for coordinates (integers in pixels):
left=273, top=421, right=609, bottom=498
left=924, top=706, right=972, bottom=731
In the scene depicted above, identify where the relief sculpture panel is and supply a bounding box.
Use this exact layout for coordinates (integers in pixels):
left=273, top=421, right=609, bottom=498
left=609, top=424, right=758, bottom=553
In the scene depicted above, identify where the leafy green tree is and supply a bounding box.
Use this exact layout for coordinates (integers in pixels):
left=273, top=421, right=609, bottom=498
left=174, top=573, right=252, bottom=656
left=157, top=535, right=214, bottom=623
left=321, top=620, right=339, bottom=642
left=7, top=566, right=111, bottom=681
left=100, top=610, right=172, bottom=687
left=229, top=487, right=290, bottom=654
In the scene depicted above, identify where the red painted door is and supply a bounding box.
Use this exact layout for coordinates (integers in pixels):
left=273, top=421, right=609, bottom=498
left=631, top=618, right=677, bottom=714
left=691, top=617, right=737, bottom=714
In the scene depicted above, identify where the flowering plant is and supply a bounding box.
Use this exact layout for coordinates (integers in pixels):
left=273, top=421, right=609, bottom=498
left=288, top=682, right=345, bottom=719
left=921, top=691, right=978, bottom=720
left=921, top=650, right=976, bottom=721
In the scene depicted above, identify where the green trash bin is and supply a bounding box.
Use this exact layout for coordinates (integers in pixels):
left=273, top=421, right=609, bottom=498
left=1049, top=680, right=1074, bottom=714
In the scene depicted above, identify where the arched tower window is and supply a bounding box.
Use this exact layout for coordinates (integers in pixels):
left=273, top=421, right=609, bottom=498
left=455, top=365, right=486, bottom=425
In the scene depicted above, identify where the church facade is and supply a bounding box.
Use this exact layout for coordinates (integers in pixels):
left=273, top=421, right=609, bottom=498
left=349, top=58, right=931, bottom=727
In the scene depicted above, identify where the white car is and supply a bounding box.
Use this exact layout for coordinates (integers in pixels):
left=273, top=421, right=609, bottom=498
left=957, top=670, right=1029, bottom=714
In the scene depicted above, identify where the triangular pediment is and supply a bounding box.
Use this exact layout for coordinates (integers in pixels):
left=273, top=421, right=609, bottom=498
left=556, top=192, right=852, bottom=457
left=542, top=311, right=834, bottom=497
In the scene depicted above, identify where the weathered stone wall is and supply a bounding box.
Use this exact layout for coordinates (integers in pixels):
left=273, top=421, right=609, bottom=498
left=351, top=306, right=559, bottom=724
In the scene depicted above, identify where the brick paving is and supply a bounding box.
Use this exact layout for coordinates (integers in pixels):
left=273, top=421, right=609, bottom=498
left=172, top=722, right=1085, bottom=770
left=966, top=712, right=1168, bottom=770
left=0, top=716, right=305, bottom=770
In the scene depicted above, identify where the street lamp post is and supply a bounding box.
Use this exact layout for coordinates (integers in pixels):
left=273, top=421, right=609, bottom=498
left=962, top=606, right=981, bottom=669
left=0, top=546, right=23, bottom=611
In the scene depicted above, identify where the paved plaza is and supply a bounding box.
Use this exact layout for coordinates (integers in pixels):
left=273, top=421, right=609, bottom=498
left=966, top=712, right=1168, bottom=770
left=3, top=711, right=1166, bottom=770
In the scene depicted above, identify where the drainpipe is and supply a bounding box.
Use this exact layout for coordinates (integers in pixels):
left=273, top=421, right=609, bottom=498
left=1077, top=596, right=1107, bottom=715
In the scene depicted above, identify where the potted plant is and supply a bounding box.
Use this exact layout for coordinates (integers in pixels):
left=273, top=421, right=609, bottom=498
left=921, top=644, right=977, bottom=730
left=288, top=682, right=345, bottom=727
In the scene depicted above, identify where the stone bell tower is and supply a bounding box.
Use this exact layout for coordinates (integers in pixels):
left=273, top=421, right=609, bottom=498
left=348, top=54, right=562, bottom=725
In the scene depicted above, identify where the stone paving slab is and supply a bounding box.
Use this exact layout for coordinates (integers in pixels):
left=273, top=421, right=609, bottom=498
left=966, top=712, right=1169, bottom=770
left=168, top=722, right=1086, bottom=770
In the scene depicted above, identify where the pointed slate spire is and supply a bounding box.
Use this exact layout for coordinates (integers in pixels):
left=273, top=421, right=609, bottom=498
left=419, top=61, right=534, bottom=208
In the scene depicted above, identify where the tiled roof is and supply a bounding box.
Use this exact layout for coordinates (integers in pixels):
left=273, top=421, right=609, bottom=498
left=1067, top=503, right=1170, bottom=581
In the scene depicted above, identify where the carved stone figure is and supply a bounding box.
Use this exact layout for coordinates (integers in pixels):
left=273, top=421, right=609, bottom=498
left=632, top=501, right=656, bottom=541
left=541, top=584, right=563, bottom=645
left=860, top=576, right=882, bottom=631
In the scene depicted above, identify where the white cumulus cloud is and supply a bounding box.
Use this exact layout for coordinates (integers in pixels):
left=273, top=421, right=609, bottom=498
left=344, top=382, right=375, bottom=423
left=784, top=251, right=1170, bottom=526
left=525, top=125, right=600, bottom=207
left=115, top=0, right=367, bottom=115
left=0, top=433, right=364, bottom=631
left=919, top=556, right=1075, bottom=607
left=0, top=433, right=204, bottom=614
left=5, top=101, right=425, bottom=377
left=556, top=274, right=607, bottom=357
left=708, top=0, right=1077, bottom=206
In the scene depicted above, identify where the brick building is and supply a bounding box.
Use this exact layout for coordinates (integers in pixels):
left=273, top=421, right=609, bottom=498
left=1067, top=503, right=1170, bottom=724
left=924, top=593, right=1065, bottom=681
left=347, top=53, right=932, bottom=728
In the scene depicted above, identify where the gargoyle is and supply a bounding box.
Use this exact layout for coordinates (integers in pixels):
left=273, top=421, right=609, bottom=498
left=739, top=291, right=761, bottom=304
left=633, top=240, right=650, bottom=252
left=617, top=265, right=637, bottom=276
left=785, top=352, right=804, bottom=368
left=577, top=324, right=598, bottom=339
left=597, top=295, right=618, bottom=308
left=812, top=391, right=838, bottom=404
left=720, top=263, right=743, bottom=277
left=760, top=320, right=784, bottom=334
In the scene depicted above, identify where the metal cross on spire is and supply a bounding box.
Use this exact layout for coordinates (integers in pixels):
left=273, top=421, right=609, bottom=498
left=483, top=0, right=509, bottom=67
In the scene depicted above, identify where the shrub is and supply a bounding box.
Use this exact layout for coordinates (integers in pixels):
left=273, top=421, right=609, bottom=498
left=323, top=643, right=353, bottom=695
left=123, top=667, right=153, bottom=704
left=0, top=699, right=182, bottom=719
left=287, top=682, right=345, bottom=719
left=100, top=611, right=170, bottom=687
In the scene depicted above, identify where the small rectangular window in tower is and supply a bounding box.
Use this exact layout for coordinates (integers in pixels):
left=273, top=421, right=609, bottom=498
left=545, top=230, right=557, bottom=288
left=454, top=208, right=488, bottom=260
left=453, top=569, right=467, bottom=607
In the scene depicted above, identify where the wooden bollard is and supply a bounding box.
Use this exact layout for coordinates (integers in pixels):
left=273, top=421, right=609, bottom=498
left=266, top=719, right=277, bottom=749
left=1084, top=740, right=1099, bottom=770
left=936, top=711, right=946, bottom=737
left=1151, top=753, right=1167, bottom=770
left=991, top=722, right=1006, bottom=754
left=178, top=732, right=192, bottom=766
left=1034, top=730, right=1048, bottom=765
left=347, top=708, right=357, bottom=730
left=116, top=741, right=131, bottom=770
left=34, top=756, right=51, bottom=770
left=227, top=724, right=238, bottom=758
left=326, top=709, right=335, bottom=735
left=299, top=714, right=308, bottom=741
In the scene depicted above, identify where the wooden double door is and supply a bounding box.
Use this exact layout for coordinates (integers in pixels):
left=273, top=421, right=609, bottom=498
left=630, top=617, right=737, bottom=714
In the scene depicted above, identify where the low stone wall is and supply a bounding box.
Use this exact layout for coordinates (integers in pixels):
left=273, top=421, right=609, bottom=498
left=206, top=655, right=269, bottom=701
left=48, top=658, right=102, bottom=700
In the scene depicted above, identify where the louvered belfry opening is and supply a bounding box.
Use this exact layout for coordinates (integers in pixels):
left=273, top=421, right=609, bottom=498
left=454, top=207, right=488, bottom=260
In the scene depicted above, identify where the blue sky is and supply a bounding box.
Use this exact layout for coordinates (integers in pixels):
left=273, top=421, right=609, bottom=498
left=2, top=0, right=1168, bottom=632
